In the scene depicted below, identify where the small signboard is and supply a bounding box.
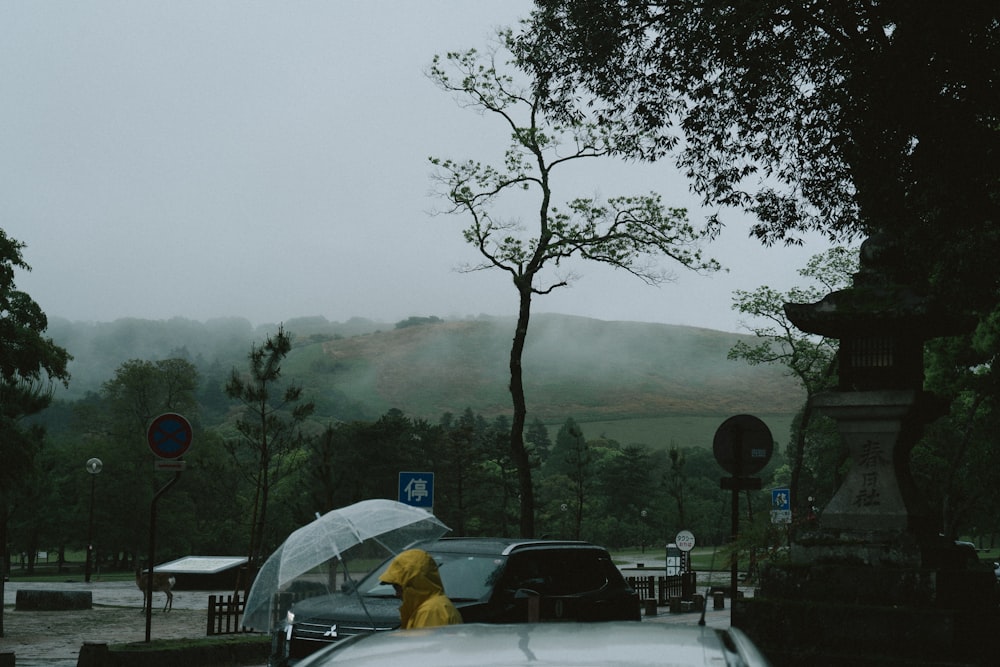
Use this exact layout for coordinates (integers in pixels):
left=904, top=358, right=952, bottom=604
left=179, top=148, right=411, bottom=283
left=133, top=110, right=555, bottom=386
left=674, top=530, right=696, bottom=552
left=147, top=413, right=193, bottom=460
left=155, top=460, right=187, bottom=471
left=398, top=471, right=434, bottom=508
left=771, top=487, right=792, bottom=524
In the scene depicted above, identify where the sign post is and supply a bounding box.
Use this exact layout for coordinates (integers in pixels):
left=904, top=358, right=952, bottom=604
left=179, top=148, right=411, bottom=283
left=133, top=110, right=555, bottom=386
left=771, top=488, right=792, bottom=524
left=144, top=413, right=191, bottom=642
left=674, top=529, right=696, bottom=577
left=713, top=414, right=773, bottom=600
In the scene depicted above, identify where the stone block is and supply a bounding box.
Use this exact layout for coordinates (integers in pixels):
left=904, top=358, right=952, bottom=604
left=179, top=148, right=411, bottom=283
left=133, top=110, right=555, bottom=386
left=15, top=589, right=92, bottom=611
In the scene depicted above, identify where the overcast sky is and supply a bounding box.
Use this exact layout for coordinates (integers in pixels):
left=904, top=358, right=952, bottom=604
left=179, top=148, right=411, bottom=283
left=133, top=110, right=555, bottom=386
left=2, top=1, right=832, bottom=335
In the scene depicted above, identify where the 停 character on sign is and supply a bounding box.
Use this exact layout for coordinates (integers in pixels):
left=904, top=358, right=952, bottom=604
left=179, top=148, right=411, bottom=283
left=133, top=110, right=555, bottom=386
left=404, top=477, right=429, bottom=503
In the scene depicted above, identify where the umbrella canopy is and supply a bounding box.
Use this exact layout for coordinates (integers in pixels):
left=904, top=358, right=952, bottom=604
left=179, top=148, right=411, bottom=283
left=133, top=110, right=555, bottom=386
left=243, top=498, right=450, bottom=630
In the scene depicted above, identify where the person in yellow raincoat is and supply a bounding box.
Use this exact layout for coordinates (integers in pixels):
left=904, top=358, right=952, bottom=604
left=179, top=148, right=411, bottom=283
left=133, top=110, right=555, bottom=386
left=380, top=548, right=463, bottom=629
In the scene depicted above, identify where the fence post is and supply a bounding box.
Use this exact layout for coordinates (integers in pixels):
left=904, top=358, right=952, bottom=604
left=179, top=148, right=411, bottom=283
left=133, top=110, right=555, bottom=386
left=232, top=594, right=239, bottom=633
left=207, top=594, right=218, bottom=635
left=682, top=571, right=697, bottom=599
left=273, top=592, right=293, bottom=631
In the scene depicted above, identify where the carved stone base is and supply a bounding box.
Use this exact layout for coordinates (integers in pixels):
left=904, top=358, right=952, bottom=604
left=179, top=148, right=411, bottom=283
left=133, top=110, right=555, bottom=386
left=810, top=389, right=944, bottom=566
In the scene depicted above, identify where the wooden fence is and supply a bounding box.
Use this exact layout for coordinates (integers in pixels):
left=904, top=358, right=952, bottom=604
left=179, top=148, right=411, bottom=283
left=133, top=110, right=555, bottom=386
left=207, top=593, right=252, bottom=635
left=626, top=573, right=697, bottom=604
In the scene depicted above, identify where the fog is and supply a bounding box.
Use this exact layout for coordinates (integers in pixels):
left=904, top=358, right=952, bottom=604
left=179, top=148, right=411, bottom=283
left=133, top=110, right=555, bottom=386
left=2, top=1, right=830, bottom=334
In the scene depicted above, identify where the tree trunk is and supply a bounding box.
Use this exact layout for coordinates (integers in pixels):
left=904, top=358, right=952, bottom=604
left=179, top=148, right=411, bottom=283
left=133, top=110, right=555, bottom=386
left=509, top=285, right=535, bottom=538
left=0, top=509, right=6, bottom=638
left=790, top=399, right=812, bottom=518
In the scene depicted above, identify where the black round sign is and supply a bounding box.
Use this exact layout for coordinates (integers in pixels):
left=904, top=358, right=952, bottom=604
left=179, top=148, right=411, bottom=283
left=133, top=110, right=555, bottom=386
left=712, top=414, right=773, bottom=476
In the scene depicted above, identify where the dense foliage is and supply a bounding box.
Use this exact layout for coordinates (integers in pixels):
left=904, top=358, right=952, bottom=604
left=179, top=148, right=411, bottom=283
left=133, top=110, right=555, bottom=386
left=0, top=229, right=72, bottom=634
left=517, top=3, right=999, bottom=307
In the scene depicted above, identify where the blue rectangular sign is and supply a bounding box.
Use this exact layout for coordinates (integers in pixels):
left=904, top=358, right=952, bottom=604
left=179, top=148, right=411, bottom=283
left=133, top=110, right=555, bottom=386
left=398, top=471, right=434, bottom=508
left=772, top=488, right=790, bottom=511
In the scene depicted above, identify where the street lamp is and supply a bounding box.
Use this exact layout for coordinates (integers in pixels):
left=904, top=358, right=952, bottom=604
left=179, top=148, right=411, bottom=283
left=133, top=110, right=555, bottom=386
left=84, top=457, right=102, bottom=583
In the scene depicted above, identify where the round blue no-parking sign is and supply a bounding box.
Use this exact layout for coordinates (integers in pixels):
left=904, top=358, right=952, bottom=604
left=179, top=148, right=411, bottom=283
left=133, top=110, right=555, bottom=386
left=147, top=413, right=193, bottom=459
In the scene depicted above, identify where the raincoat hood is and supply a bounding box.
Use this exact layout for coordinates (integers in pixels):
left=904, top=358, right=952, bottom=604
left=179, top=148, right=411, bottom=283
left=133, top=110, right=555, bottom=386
left=380, top=548, right=457, bottom=628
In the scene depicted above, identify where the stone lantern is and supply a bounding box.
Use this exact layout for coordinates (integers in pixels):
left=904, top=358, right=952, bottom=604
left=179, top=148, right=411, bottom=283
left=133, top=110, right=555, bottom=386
left=732, top=233, right=995, bottom=665
left=783, top=232, right=971, bottom=566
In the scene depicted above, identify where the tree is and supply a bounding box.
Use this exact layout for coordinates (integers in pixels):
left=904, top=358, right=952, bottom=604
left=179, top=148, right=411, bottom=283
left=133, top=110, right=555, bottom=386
left=429, top=34, right=720, bottom=537
left=525, top=418, right=552, bottom=465
left=911, top=313, right=1000, bottom=540
left=547, top=419, right=592, bottom=540
left=729, top=246, right=857, bottom=514
left=225, top=325, right=315, bottom=594
left=518, top=3, right=1000, bottom=316
left=0, top=229, right=70, bottom=637
left=597, top=444, right=654, bottom=548
left=665, top=446, right=688, bottom=530
left=479, top=415, right=518, bottom=537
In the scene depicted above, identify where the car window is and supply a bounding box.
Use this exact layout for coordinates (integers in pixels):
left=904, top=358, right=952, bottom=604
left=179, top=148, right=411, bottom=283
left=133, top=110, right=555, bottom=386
left=355, top=553, right=505, bottom=601
left=505, top=550, right=610, bottom=595
left=437, top=555, right=505, bottom=600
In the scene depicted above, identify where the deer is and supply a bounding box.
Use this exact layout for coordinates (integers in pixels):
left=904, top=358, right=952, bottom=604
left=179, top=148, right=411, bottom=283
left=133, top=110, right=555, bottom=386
left=136, top=569, right=176, bottom=612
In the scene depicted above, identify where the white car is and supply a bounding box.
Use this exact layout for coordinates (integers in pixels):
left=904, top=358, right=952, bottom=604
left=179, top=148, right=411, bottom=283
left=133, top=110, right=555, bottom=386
left=293, top=621, right=772, bottom=667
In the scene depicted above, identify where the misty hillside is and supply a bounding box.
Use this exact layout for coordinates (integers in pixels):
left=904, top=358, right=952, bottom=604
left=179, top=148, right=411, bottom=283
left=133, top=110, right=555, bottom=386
left=47, top=313, right=804, bottom=448
left=294, top=314, right=801, bottom=419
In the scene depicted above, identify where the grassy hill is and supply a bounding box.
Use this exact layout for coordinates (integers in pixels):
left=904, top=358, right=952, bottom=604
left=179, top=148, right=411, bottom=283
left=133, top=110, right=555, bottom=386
left=46, top=313, right=803, bottom=451
left=281, top=314, right=804, bottom=450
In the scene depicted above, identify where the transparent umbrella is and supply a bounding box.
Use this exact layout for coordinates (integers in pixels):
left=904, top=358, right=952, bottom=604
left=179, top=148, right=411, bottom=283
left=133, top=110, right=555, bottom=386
left=243, top=498, right=450, bottom=630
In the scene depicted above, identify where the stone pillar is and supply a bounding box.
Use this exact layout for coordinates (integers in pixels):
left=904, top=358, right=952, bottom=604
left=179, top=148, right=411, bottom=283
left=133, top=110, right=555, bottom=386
left=793, top=390, right=940, bottom=567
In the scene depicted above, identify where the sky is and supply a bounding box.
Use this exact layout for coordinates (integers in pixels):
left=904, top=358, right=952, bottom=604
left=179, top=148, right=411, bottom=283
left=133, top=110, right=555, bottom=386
left=1, top=1, right=832, bottom=335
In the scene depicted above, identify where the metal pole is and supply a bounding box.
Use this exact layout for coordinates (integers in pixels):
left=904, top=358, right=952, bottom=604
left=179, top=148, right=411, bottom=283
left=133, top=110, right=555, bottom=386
left=85, top=474, right=95, bottom=583
left=84, top=458, right=102, bottom=584
left=730, top=480, right=739, bottom=598
left=730, top=429, right=743, bottom=600
left=145, top=471, right=182, bottom=643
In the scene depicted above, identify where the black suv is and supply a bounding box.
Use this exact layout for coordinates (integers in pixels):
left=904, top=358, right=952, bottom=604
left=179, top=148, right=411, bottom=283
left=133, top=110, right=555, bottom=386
left=273, top=538, right=640, bottom=665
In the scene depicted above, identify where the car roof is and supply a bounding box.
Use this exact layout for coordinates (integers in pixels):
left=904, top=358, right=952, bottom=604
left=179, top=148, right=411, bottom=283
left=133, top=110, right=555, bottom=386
left=295, top=621, right=772, bottom=667
left=417, top=537, right=609, bottom=557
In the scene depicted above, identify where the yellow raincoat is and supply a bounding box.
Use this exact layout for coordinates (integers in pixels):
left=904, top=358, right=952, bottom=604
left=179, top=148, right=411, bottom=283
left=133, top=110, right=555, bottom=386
left=380, top=549, right=463, bottom=629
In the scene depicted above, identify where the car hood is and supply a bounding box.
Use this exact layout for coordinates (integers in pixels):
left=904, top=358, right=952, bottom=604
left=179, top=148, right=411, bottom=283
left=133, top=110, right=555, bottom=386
left=294, top=622, right=773, bottom=667
left=291, top=592, right=401, bottom=627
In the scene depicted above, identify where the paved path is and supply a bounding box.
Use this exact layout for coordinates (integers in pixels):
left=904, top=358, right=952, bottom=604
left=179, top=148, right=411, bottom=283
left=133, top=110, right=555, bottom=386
left=2, top=580, right=250, bottom=667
